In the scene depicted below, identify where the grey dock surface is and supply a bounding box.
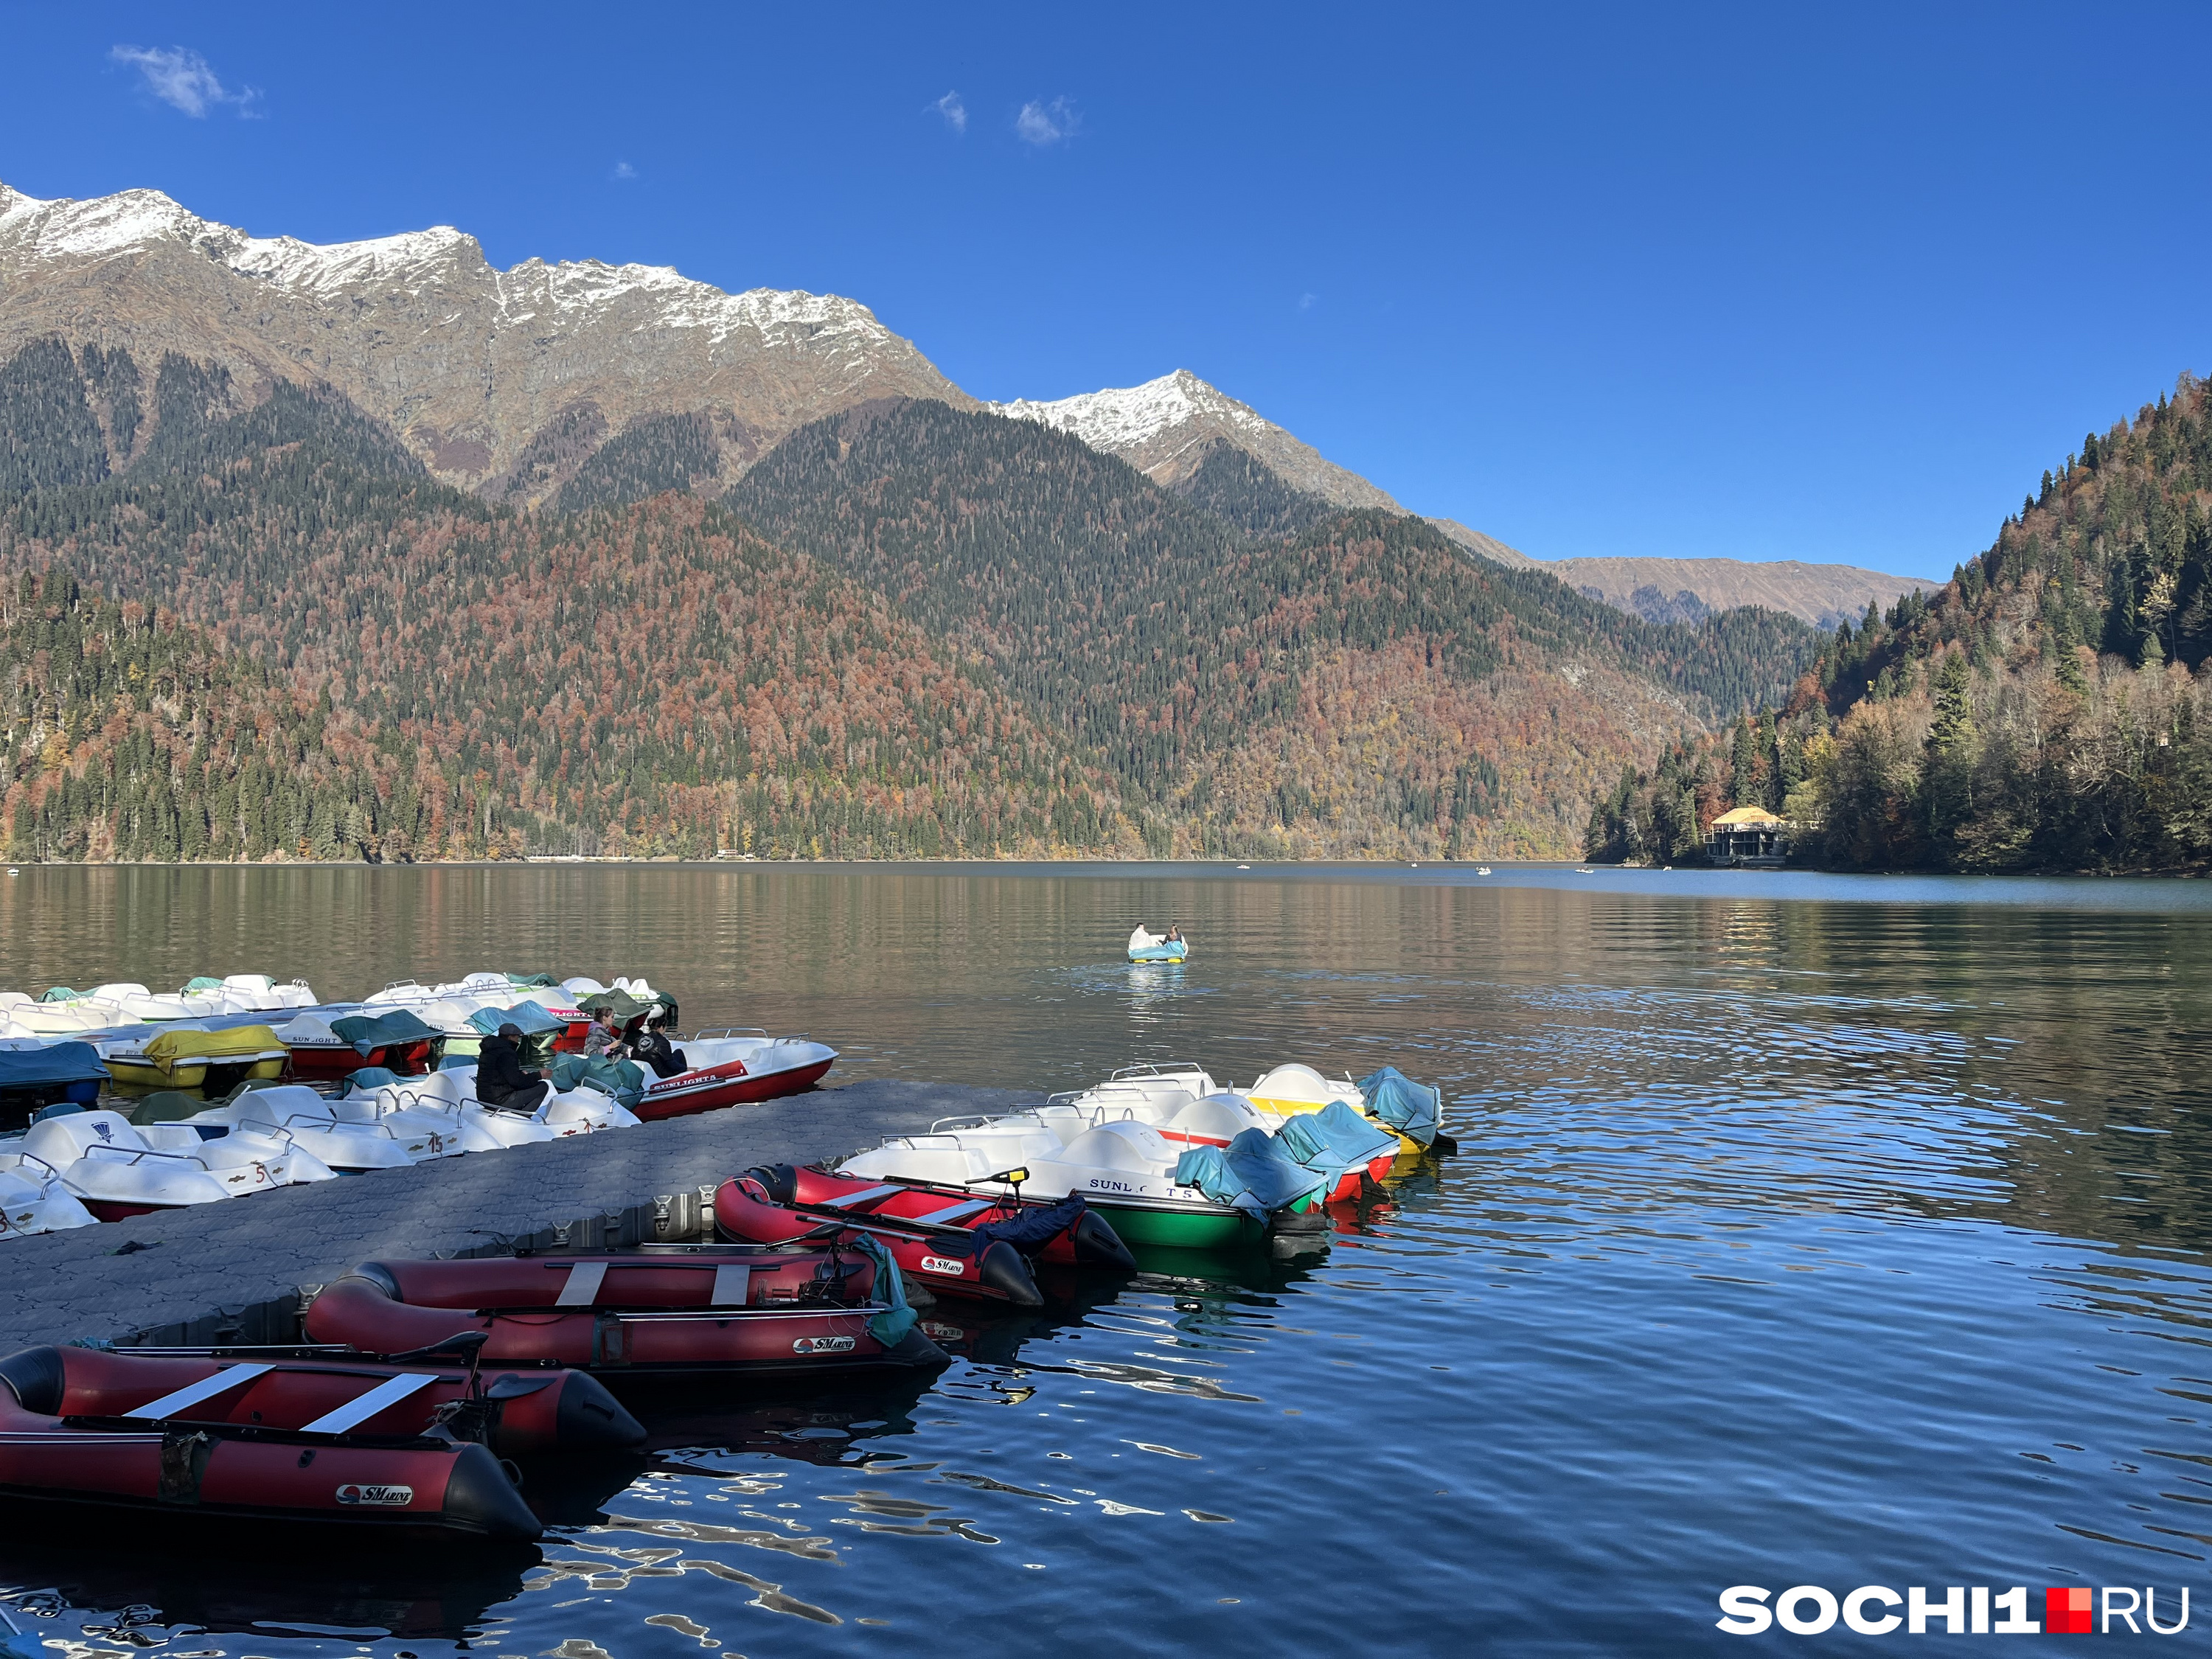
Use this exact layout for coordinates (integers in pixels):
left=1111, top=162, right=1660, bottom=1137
left=0, top=1079, right=1033, bottom=1353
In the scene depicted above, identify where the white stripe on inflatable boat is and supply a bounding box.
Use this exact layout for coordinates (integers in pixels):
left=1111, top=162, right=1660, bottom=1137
left=821, top=1184, right=902, bottom=1209
left=122, top=1363, right=274, bottom=1420
left=915, top=1199, right=995, bottom=1225
left=556, top=1262, right=608, bottom=1307
left=299, top=1371, right=437, bottom=1434
left=710, top=1264, right=750, bottom=1306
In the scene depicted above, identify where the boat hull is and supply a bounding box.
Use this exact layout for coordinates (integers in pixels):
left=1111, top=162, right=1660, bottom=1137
left=770, top=1166, right=1135, bottom=1270
left=1084, top=1200, right=1264, bottom=1248
left=285, top=1040, right=434, bottom=1080
left=712, top=1178, right=1048, bottom=1306
left=635, top=1057, right=835, bottom=1121
left=1127, top=946, right=1188, bottom=963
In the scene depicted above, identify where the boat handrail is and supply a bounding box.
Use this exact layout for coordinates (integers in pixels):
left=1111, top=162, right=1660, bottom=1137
left=82, top=1144, right=212, bottom=1171
left=929, top=1114, right=1000, bottom=1133
left=280, top=1111, right=400, bottom=1141
left=1110, top=1061, right=1206, bottom=1080
left=381, top=979, right=424, bottom=992
left=692, top=1027, right=769, bottom=1040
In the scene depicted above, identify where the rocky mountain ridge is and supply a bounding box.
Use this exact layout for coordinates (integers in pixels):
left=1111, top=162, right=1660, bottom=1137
left=0, top=179, right=972, bottom=503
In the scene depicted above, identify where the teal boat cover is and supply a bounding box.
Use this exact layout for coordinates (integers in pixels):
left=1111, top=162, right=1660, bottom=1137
left=579, top=987, right=681, bottom=1027
left=37, top=987, right=80, bottom=1003
left=181, top=975, right=224, bottom=993
left=1173, top=1129, right=1327, bottom=1215
left=547, top=1052, right=644, bottom=1109
left=1277, top=1099, right=1399, bottom=1184
left=506, top=972, right=559, bottom=988
left=0, top=1042, right=108, bottom=1092
left=465, top=1001, right=564, bottom=1038
left=1356, top=1066, right=1441, bottom=1149
left=330, top=1009, right=439, bottom=1055
left=341, top=1066, right=403, bottom=1096
left=851, top=1233, right=918, bottom=1347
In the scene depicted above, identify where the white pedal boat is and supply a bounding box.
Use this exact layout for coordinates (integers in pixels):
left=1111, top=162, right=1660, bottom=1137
left=0, top=1161, right=98, bottom=1237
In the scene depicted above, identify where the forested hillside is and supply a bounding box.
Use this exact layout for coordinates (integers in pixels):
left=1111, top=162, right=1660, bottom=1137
left=1586, top=377, right=2212, bottom=872
left=0, top=333, right=1827, bottom=862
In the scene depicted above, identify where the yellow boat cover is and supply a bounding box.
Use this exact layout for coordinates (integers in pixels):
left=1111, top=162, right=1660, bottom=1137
left=145, top=1024, right=286, bottom=1062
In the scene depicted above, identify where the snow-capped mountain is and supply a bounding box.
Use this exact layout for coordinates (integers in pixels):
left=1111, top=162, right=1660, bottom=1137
left=992, top=369, right=1405, bottom=512
left=0, top=179, right=971, bottom=498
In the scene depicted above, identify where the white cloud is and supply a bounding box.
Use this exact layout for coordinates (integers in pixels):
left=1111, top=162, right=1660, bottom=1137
left=1298, top=292, right=1318, bottom=312
left=110, top=45, right=258, bottom=117
left=1015, top=97, right=1078, bottom=146
left=931, top=91, right=967, bottom=133
left=612, top=161, right=639, bottom=181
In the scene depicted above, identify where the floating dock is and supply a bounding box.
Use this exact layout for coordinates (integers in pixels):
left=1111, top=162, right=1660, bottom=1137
left=0, top=1080, right=1032, bottom=1352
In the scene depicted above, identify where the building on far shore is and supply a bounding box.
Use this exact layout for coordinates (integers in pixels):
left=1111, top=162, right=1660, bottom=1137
left=1705, top=805, right=1790, bottom=866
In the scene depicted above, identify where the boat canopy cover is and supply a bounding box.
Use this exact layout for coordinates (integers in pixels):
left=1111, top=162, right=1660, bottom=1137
left=1276, top=1099, right=1399, bottom=1179
left=467, top=1001, right=563, bottom=1038
left=38, top=987, right=80, bottom=1003
left=0, top=1041, right=108, bottom=1090
left=851, top=1233, right=918, bottom=1347
left=330, top=1009, right=439, bottom=1054
left=506, top=972, right=560, bottom=988
left=127, top=1090, right=209, bottom=1125
left=341, top=1066, right=403, bottom=1096
left=547, top=1053, right=644, bottom=1107
left=1355, top=1066, right=1441, bottom=1148
left=579, top=988, right=680, bottom=1026
left=1173, top=1129, right=1327, bottom=1215
left=145, top=1025, right=285, bottom=1062
left=181, top=976, right=224, bottom=993
left=968, top=1192, right=1088, bottom=1257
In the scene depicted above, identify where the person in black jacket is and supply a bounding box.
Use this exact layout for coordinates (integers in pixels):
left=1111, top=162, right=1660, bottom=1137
left=630, top=1015, right=689, bottom=1080
left=476, top=1023, right=551, bottom=1115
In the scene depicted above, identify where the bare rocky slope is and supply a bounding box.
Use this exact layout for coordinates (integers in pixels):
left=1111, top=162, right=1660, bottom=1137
left=1549, top=556, right=1940, bottom=629
left=0, top=180, right=972, bottom=504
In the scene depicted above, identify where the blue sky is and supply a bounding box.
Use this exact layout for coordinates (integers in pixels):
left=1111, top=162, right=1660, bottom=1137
left=2, top=2, right=2207, bottom=580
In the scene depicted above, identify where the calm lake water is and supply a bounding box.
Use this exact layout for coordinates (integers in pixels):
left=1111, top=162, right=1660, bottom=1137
left=3, top=862, right=2211, bottom=1652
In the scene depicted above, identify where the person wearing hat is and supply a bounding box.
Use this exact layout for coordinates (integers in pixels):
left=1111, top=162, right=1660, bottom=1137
left=476, top=1021, right=550, bottom=1115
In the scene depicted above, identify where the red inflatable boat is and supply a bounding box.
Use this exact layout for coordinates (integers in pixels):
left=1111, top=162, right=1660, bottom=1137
left=304, top=1248, right=947, bottom=1378
left=714, top=1177, right=1053, bottom=1307
left=0, top=1340, right=641, bottom=1541
left=734, top=1164, right=1138, bottom=1270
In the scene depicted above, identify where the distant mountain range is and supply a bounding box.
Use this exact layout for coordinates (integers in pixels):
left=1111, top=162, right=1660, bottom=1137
left=0, top=178, right=1929, bottom=627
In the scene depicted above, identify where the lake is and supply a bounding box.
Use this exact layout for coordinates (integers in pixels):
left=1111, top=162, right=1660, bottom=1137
left=1, top=861, right=2209, bottom=1652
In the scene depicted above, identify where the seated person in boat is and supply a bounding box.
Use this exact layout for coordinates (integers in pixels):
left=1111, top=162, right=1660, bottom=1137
left=585, top=1007, right=628, bottom=1060
left=630, top=1015, right=689, bottom=1080
left=477, top=1023, right=551, bottom=1115
left=1166, top=924, right=1183, bottom=943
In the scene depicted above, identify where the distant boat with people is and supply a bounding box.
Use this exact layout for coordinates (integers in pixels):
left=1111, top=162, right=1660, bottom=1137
left=1127, top=925, right=1189, bottom=964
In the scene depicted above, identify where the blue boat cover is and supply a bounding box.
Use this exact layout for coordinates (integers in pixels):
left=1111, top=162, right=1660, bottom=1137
left=330, top=1009, right=439, bottom=1055
left=850, top=1233, right=917, bottom=1347
left=1173, top=1129, right=1326, bottom=1215
left=547, top=1053, right=644, bottom=1108
left=341, top=1066, right=403, bottom=1096
left=1277, top=1099, right=1399, bottom=1183
left=466, top=1001, right=564, bottom=1038
left=1356, top=1066, right=1441, bottom=1149
left=966, top=1192, right=1086, bottom=1257
left=0, top=1042, right=108, bottom=1092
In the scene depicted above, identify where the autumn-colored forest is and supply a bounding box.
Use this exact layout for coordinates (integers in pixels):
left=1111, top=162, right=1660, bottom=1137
left=0, top=337, right=1829, bottom=863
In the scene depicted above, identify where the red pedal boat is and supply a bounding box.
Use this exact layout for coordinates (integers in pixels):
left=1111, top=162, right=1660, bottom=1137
left=634, top=1031, right=838, bottom=1120
left=737, top=1164, right=1138, bottom=1269
left=714, top=1175, right=1058, bottom=1307
left=304, top=1248, right=946, bottom=1377
left=0, top=1339, right=640, bottom=1542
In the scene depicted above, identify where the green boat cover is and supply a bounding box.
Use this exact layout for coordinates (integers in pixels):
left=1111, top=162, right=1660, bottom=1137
left=466, top=1001, right=564, bottom=1038
left=547, top=1052, right=644, bottom=1109
left=1276, top=1099, right=1399, bottom=1185
left=852, top=1233, right=918, bottom=1347
left=506, top=972, right=560, bottom=988
left=330, top=1009, right=439, bottom=1055
left=181, top=976, right=224, bottom=993
left=38, top=987, right=80, bottom=1003
left=578, top=988, right=680, bottom=1028
left=341, top=1066, right=403, bottom=1096
left=1173, top=1129, right=1327, bottom=1215
left=1356, top=1066, right=1441, bottom=1148
left=127, top=1090, right=209, bottom=1125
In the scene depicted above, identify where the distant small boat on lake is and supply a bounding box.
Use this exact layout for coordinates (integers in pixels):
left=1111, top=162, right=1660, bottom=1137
left=1475, top=866, right=1492, bottom=875
left=1127, top=925, right=1189, bottom=964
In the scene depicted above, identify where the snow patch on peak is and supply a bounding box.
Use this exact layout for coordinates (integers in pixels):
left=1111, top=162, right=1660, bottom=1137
left=0, top=183, right=211, bottom=262
left=992, top=369, right=1273, bottom=452
left=228, top=226, right=487, bottom=293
